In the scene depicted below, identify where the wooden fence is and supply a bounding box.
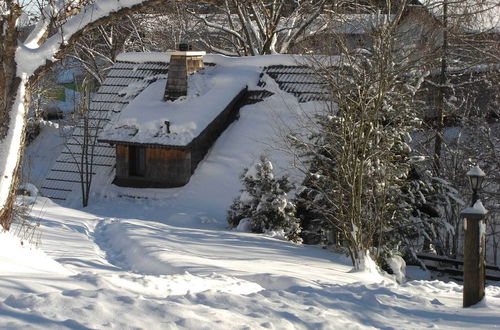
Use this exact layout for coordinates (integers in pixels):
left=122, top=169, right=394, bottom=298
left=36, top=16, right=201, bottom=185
left=417, top=253, right=500, bottom=282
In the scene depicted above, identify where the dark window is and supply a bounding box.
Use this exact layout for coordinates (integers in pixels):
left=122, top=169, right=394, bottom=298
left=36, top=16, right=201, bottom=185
left=129, top=146, right=146, bottom=177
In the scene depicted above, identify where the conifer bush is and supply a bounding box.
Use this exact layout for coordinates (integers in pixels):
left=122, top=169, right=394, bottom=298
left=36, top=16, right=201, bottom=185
left=228, top=156, right=302, bottom=242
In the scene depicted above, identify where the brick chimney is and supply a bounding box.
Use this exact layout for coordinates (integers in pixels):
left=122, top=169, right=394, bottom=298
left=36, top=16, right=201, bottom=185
left=164, top=43, right=206, bottom=101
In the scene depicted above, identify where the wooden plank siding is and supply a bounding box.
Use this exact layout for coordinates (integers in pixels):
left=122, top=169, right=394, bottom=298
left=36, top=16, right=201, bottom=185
left=146, top=148, right=191, bottom=187
left=115, top=144, right=129, bottom=179
left=114, top=145, right=191, bottom=188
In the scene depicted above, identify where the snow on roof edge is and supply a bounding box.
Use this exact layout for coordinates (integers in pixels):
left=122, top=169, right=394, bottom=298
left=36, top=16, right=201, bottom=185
left=116, top=52, right=335, bottom=67
left=116, top=52, right=171, bottom=63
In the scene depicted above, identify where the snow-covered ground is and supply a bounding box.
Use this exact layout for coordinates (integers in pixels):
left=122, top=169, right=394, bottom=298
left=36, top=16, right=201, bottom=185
left=22, top=121, right=65, bottom=188
left=2, top=196, right=500, bottom=329
left=4, top=58, right=500, bottom=328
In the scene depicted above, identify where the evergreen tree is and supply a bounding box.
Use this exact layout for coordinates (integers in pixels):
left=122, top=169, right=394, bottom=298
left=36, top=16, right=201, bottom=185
left=228, top=156, right=302, bottom=242
left=385, top=165, right=460, bottom=262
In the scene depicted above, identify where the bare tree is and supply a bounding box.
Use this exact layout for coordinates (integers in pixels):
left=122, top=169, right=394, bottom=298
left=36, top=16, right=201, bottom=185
left=187, top=0, right=329, bottom=55
left=58, top=79, right=108, bottom=207
left=131, top=1, right=193, bottom=52
left=415, top=0, right=500, bottom=260
left=0, top=0, right=163, bottom=230
left=418, top=0, right=500, bottom=175
left=67, top=3, right=178, bottom=85
left=68, top=16, right=142, bottom=84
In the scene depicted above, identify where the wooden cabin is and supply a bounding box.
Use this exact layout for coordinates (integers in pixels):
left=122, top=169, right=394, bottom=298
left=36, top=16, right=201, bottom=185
left=101, top=88, right=247, bottom=188
left=40, top=50, right=328, bottom=201
left=98, top=45, right=253, bottom=188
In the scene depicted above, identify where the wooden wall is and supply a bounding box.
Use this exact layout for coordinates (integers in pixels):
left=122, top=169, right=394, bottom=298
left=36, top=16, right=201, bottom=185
left=147, top=148, right=191, bottom=187
left=115, top=145, right=129, bottom=179
left=114, top=145, right=191, bottom=188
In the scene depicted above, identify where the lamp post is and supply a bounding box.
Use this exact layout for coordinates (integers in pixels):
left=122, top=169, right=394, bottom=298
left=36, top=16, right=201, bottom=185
left=461, top=165, right=487, bottom=308
left=466, top=166, right=485, bottom=206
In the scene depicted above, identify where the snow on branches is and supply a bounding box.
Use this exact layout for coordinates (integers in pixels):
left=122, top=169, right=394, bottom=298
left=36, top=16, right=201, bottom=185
left=228, top=156, right=302, bottom=243
left=188, top=0, right=328, bottom=56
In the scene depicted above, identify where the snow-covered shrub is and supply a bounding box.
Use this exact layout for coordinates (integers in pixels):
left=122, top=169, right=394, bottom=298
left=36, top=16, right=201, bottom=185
left=11, top=183, right=41, bottom=246
left=294, top=181, right=326, bottom=245
left=228, top=156, right=302, bottom=242
left=385, top=254, right=406, bottom=284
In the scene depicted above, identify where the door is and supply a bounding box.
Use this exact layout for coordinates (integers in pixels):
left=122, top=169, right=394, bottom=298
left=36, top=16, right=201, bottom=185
left=129, top=146, right=146, bottom=177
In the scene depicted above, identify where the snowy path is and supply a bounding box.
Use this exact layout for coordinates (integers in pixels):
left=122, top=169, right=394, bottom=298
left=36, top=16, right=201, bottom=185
left=1, top=197, right=500, bottom=329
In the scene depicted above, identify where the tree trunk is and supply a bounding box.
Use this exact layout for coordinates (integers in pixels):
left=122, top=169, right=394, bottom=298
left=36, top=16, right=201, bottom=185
left=0, top=4, right=23, bottom=230
left=0, top=4, right=21, bottom=140
left=0, top=78, right=29, bottom=230
left=433, top=0, right=448, bottom=176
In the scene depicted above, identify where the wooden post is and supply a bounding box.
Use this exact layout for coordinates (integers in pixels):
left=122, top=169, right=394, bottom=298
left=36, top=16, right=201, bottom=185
left=463, top=167, right=487, bottom=307
left=463, top=217, right=486, bottom=307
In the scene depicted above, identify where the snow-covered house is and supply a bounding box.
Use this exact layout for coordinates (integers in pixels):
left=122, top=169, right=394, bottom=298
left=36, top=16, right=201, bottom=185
left=98, top=49, right=249, bottom=188
left=40, top=51, right=328, bottom=200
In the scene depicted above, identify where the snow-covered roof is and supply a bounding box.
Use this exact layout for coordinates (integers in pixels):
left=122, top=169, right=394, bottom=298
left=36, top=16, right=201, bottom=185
left=466, top=165, right=486, bottom=177
left=98, top=53, right=329, bottom=148
left=262, top=65, right=330, bottom=102
left=421, top=0, right=500, bottom=33
left=99, top=64, right=257, bottom=147
left=116, top=53, right=303, bottom=66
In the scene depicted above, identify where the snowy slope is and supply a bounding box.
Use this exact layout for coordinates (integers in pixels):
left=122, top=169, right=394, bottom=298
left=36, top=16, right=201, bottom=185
left=5, top=105, right=500, bottom=329
left=22, top=121, right=65, bottom=188
left=1, top=196, right=500, bottom=329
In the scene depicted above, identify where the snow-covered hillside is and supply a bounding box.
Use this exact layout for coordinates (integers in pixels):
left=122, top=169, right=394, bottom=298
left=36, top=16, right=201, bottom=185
left=3, top=119, right=500, bottom=328
left=2, top=196, right=500, bottom=329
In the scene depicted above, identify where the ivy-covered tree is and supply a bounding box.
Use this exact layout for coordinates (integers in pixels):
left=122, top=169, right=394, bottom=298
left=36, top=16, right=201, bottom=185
left=228, top=156, right=302, bottom=242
